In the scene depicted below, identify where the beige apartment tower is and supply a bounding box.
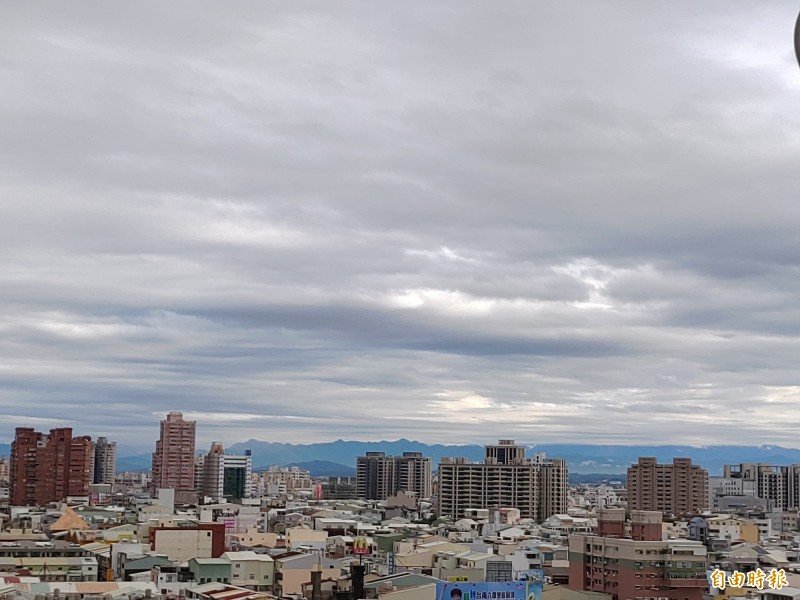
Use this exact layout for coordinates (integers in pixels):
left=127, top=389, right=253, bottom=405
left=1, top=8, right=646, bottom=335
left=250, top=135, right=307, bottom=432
left=356, top=451, right=432, bottom=500
left=201, top=442, right=225, bottom=503
left=151, top=411, right=197, bottom=504
left=628, top=457, right=709, bottom=516
left=437, top=440, right=568, bottom=522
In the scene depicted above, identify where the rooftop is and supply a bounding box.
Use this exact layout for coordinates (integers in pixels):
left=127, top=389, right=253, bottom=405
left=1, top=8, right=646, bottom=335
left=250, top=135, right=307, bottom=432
left=49, top=507, right=90, bottom=532
left=188, top=582, right=275, bottom=600
left=191, top=558, right=230, bottom=565
left=221, top=552, right=273, bottom=562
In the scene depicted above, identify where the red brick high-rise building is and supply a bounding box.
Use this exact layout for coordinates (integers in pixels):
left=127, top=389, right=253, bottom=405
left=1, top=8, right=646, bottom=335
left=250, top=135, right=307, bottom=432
left=10, top=427, right=94, bottom=506
left=151, top=411, right=197, bottom=504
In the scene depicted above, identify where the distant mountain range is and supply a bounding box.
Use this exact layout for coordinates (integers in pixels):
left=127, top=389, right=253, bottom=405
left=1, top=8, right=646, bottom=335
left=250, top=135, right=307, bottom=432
left=110, top=441, right=800, bottom=476
left=6, top=439, right=800, bottom=477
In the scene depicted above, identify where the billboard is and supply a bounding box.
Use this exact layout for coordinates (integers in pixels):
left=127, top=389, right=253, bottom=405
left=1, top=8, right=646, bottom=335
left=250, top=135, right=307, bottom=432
left=353, top=537, right=369, bottom=555
left=435, top=581, right=542, bottom=600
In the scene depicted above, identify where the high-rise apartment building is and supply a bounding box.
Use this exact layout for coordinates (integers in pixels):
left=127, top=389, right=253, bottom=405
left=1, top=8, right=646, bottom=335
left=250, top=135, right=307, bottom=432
left=222, top=452, right=252, bottom=500
left=93, top=437, right=117, bottom=485
left=568, top=508, right=709, bottom=600
left=627, top=457, right=709, bottom=516
left=201, top=442, right=224, bottom=502
left=356, top=451, right=432, bottom=500
left=484, top=440, right=526, bottom=465
left=70, top=437, right=94, bottom=497
left=437, top=440, right=568, bottom=522
left=539, top=457, right=570, bottom=520
left=721, top=463, right=800, bottom=510
left=194, top=453, right=206, bottom=491
left=151, top=411, right=197, bottom=504
left=199, top=442, right=252, bottom=503
left=10, top=427, right=94, bottom=506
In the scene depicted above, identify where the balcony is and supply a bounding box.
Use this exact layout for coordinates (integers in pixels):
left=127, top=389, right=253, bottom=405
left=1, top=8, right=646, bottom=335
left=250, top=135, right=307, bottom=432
left=665, top=574, right=707, bottom=587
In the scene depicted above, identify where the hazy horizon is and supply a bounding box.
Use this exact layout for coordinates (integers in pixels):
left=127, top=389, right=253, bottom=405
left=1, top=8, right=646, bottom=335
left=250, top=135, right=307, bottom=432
left=2, top=429, right=796, bottom=461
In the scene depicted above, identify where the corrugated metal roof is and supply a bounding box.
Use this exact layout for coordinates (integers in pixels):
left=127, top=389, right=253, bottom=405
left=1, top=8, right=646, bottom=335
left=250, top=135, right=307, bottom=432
left=16, top=557, right=96, bottom=566
left=212, top=590, right=253, bottom=600
left=73, top=583, right=120, bottom=593
left=8, top=582, right=159, bottom=596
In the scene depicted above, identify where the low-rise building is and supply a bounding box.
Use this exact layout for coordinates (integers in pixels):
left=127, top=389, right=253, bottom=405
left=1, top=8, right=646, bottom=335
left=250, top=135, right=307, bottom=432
left=15, top=556, right=98, bottom=582
left=222, top=551, right=274, bottom=591
left=229, top=528, right=282, bottom=551
left=150, top=521, right=226, bottom=562
left=431, top=550, right=492, bottom=581
left=188, top=558, right=232, bottom=586
left=0, top=581, right=161, bottom=598
left=286, top=528, right=328, bottom=551
left=508, top=542, right=569, bottom=583
left=121, top=555, right=174, bottom=583
left=272, top=552, right=340, bottom=597
left=0, top=540, right=91, bottom=559
left=140, top=562, right=194, bottom=597
left=543, top=514, right=596, bottom=536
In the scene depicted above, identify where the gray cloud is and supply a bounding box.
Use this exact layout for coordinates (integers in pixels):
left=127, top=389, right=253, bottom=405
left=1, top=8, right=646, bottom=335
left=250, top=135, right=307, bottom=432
left=1, top=1, right=800, bottom=455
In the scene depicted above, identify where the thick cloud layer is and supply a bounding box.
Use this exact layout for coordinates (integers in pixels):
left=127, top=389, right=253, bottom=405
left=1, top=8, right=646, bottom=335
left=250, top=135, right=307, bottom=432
left=2, top=1, right=800, bottom=455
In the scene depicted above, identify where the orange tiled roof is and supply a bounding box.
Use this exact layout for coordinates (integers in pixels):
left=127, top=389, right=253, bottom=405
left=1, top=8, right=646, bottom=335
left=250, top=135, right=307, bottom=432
left=49, top=507, right=90, bottom=532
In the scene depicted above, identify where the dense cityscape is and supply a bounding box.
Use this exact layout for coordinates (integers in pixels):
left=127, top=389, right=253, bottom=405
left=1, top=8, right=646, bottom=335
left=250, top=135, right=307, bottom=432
left=0, top=413, right=797, bottom=600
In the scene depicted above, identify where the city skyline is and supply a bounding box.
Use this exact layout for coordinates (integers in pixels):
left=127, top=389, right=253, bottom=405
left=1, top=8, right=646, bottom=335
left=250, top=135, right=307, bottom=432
left=4, top=424, right=800, bottom=471
left=2, top=3, right=800, bottom=448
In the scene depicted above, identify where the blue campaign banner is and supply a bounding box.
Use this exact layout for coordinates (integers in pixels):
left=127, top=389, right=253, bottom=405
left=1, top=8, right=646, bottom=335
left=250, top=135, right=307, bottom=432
left=527, top=580, right=542, bottom=600
left=436, top=581, right=542, bottom=600
left=520, top=570, right=543, bottom=600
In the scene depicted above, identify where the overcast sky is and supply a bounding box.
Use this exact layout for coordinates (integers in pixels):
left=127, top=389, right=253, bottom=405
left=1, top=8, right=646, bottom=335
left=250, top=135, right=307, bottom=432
left=2, top=2, right=800, bottom=456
